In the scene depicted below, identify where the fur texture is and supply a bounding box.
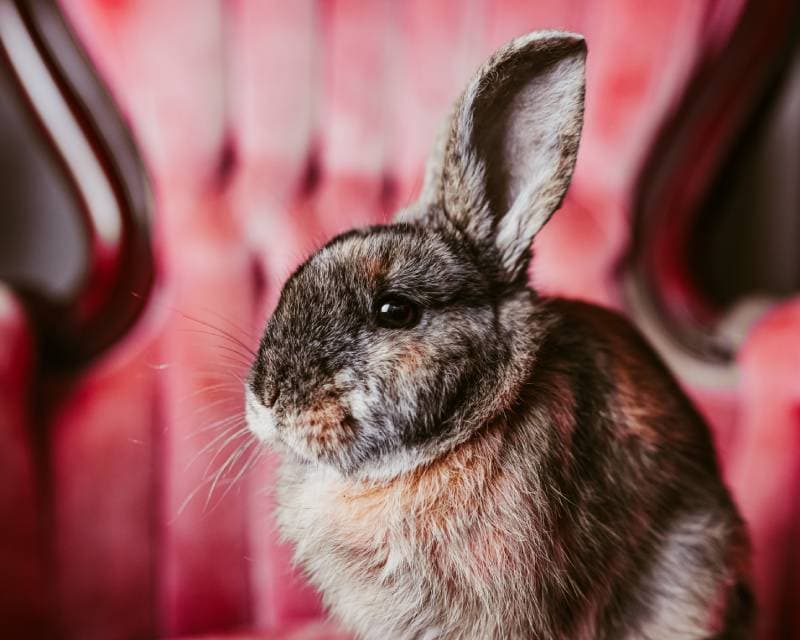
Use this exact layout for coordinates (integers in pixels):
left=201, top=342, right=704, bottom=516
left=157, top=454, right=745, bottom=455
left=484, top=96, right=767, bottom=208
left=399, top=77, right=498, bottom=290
left=246, top=31, right=753, bottom=639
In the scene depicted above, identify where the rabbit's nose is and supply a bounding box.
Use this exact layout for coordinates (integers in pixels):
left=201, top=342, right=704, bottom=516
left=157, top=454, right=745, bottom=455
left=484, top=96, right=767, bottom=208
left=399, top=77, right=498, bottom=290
left=266, top=384, right=281, bottom=408
left=253, top=360, right=285, bottom=407
left=257, top=376, right=280, bottom=407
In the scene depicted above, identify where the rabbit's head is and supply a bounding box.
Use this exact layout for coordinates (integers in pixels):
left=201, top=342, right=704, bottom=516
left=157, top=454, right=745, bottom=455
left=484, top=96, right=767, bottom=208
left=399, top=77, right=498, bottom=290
left=247, top=31, right=586, bottom=477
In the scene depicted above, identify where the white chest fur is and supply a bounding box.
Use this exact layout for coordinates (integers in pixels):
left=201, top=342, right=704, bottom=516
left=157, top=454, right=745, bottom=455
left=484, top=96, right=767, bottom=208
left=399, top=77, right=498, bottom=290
left=274, top=428, right=523, bottom=640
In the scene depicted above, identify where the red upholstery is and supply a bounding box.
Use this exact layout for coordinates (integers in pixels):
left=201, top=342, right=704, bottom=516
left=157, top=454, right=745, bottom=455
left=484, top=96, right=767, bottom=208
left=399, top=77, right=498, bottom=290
left=0, top=288, right=48, bottom=636
left=730, top=300, right=800, bottom=638
left=171, top=620, right=350, bottom=640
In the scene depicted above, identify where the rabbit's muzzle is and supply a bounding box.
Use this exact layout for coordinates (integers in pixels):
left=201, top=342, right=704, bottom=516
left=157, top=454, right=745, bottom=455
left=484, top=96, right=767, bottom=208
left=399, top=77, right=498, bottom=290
left=246, top=376, right=360, bottom=464
left=278, top=399, right=358, bottom=461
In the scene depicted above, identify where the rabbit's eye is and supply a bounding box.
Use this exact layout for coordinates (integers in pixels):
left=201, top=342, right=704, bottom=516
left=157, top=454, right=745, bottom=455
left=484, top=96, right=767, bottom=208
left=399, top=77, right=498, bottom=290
left=374, top=296, right=420, bottom=329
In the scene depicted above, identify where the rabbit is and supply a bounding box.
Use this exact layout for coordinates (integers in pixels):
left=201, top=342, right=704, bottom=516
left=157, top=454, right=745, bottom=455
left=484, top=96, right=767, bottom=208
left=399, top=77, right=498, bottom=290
left=245, top=31, right=753, bottom=640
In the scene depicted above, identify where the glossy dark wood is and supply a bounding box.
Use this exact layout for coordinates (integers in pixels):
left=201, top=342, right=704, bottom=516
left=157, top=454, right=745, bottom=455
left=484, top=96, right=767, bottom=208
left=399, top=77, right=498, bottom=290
left=0, top=0, right=153, bottom=369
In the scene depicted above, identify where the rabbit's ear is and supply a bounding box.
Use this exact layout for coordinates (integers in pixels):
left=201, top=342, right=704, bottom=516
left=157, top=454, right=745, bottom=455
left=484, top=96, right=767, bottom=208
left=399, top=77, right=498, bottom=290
left=397, top=31, right=586, bottom=283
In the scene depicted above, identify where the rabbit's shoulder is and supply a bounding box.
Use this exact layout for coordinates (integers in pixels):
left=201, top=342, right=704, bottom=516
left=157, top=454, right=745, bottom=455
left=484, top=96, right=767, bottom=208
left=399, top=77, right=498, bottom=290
left=541, top=298, right=717, bottom=457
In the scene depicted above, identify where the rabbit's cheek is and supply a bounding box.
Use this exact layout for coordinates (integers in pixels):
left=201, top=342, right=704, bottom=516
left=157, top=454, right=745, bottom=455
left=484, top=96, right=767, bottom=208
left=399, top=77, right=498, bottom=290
left=245, top=386, right=278, bottom=444
left=343, top=377, right=418, bottom=434
left=337, top=366, right=404, bottom=422
left=343, top=386, right=373, bottom=424
left=395, top=342, right=427, bottom=376
left=279, top=401, right=357, bottom=462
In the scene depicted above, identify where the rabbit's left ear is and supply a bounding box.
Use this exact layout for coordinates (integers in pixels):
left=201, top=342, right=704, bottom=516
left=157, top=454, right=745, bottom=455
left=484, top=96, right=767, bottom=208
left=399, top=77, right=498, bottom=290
left=398, top=31, right=586, bottom=283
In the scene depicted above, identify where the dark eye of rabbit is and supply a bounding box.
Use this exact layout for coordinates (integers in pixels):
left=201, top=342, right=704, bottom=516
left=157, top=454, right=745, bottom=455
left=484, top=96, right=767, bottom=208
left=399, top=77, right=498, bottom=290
left=374, top=296, right=420, bottom=329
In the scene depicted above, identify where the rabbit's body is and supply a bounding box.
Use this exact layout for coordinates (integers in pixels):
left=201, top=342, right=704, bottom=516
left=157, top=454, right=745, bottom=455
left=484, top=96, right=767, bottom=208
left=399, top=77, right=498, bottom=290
left=276, top=299, right=750, bottom=639
left=246, top=31, right=752, bottom=639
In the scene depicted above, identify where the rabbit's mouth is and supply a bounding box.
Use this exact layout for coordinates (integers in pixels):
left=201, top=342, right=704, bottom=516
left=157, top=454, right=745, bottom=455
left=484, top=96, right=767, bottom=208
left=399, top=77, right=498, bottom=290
left=245, top=384, right=359, bottom=466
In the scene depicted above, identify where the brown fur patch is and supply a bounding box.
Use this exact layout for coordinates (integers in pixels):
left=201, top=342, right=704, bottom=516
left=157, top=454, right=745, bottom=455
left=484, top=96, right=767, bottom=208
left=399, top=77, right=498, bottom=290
left=610, top=354, right=663, bottom=446
left=287, top=400, right=356, bottom=457
left=362, top=256, right=385, bottom=280
left=395, top=343, right=426, bottom=373
left=346, top=423, right=502, bottom=508
left=566, top=301, right=673, bottom=447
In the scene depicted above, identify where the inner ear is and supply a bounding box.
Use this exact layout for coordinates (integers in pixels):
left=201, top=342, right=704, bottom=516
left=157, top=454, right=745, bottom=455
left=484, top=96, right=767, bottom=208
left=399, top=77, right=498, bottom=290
left=472, top=47, right=585, bottom=231
left=399, top=32, right=586, bottom=283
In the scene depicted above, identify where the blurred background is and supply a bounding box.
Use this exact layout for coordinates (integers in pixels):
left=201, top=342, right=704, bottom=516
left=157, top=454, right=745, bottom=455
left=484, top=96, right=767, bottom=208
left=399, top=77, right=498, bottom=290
left=0, top=1, right=798, bottom=638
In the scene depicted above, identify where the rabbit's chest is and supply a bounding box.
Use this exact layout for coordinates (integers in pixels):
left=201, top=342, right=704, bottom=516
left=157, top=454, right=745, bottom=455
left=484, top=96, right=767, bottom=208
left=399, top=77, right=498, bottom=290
left=276, top=446, right=522, bottom=634
left=279, top=462, right=486, bottom=577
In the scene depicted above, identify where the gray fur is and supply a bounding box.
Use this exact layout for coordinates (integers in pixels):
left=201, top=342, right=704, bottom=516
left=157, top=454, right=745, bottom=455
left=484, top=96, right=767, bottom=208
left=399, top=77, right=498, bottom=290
left=246, top=31, right=753, bottom=639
